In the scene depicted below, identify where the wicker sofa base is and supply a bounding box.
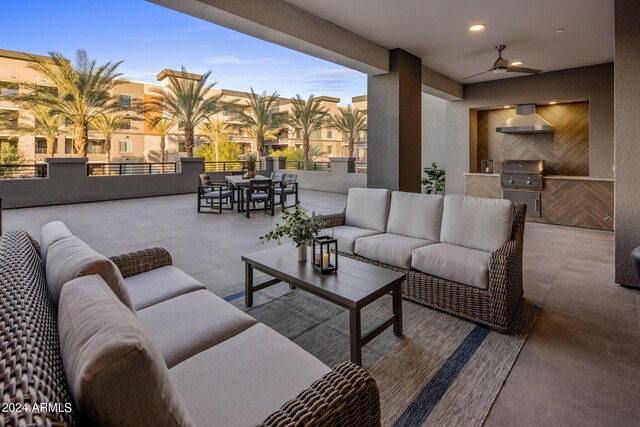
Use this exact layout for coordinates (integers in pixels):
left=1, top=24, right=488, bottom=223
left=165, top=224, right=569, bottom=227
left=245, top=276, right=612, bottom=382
left=338, top=251, right=522, bottom=332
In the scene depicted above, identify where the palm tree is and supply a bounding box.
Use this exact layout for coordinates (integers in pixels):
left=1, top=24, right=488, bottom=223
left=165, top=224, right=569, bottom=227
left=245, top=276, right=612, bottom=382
left=200, top=119, right=231, bottom=162
left=288, top=95, right=329, bottom=162
left=146, top=116, right=174, bottom=162
left=0, top=106, right=63, bottom=157
left=7, top=49, right=127, bottom=158
left=234, top=89, right=287, bottom=156
left=148, top=67, right=222, bottom=157
left=93, top=114, right=131, bottom=163
left=329, top=105, right=367, bottom=158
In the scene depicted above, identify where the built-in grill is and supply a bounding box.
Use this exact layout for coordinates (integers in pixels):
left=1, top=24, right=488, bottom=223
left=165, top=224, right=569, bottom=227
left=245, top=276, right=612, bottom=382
left=500, top=160, right=544, bottom=217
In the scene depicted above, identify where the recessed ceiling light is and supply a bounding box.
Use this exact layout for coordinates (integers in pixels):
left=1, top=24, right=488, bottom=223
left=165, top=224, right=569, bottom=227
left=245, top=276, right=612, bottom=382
left=549, top=101, right=557, bottom=105
left=555, top=28, right=565, bottom=33
left=469, top=24, right=486, bottom=32
left=510, top=61, right=523, bottom=66
left=504, top=105, right=510, bottom=108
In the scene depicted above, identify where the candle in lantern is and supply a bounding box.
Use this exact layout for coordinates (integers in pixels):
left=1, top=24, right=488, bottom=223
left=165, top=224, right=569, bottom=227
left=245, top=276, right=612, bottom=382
left=322, top=252, right=329, bottom=270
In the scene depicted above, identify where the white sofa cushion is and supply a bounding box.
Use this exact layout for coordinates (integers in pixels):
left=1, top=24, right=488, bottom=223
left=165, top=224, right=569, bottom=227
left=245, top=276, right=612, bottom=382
left=440, top=195, right=513, bottom=252
left=137, top=290, right=257, bottom=368
left=411, top=243, right=491, bottom=289
left=58, top=275, right=194, bottom=427
left=355, top=233, right=436, bottom=269
left=123, top=265, right=206, bottom=310
left=40, top=221, right=73, bottom=264
left=345, top=188, right=391, bottom=232
left=170, top=323, right=330, bottom=427
left=322, top=225, right=381, bottom=254
left=46, top=236, right=135, bottom=311
left=387, top=191, right=444, bottom=241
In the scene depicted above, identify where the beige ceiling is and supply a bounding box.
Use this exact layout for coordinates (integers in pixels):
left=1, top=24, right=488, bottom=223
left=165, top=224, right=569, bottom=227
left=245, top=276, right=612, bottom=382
left=284, top=0, right=614, bottom=83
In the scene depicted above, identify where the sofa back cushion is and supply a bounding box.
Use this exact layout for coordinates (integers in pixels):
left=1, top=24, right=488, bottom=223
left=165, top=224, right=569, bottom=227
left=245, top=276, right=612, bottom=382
left=387, top=191, right=444, bottom=241
left=40, top=221, right=73, bottom=263
left=1, top=229, right=78, bottom=426
left=59, top=275, right=195, bottom=427
left=345, top=188, right=391, bottom=232
left=46, top=236, right=135, bottom=311
left=440, top=195, right=514, bottom=252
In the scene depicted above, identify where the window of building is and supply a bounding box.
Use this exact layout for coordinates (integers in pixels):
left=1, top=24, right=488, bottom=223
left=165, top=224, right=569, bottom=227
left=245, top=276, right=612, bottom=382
left=65, top=138, right=77, bottom=154
left=294, top=129, right=301, bottom=139
left=342, top=146, right=349, bottom=156
left=35, top=138, right=57, bottom=154
left=326, top=130, right=333, bottom=139
left=0, top=81, right=19, bottom=96
left=310, top=130, right=322, bottom=139
left=0, top=109, right=19, bottom=127
left=120, top=94, right=132, bottom=108
left=0, top=137, right=18, bottom=151
left=37, top=85, right=58, bottom=97
left=178, top=142, right=187, bottom=153
left=88, top=139, right=105, bottom=155
left=119, top=140, right=132, bottom=153
left=326, top=145, right=333, bottom=154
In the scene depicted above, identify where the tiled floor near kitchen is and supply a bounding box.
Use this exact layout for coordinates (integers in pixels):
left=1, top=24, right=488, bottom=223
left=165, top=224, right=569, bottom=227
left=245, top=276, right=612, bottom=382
left=3, top=190, right=639, bottom=426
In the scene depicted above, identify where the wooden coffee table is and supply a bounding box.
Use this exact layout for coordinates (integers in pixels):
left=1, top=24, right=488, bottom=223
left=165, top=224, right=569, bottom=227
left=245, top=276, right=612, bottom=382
left=241, top=245, right=405, bottom=365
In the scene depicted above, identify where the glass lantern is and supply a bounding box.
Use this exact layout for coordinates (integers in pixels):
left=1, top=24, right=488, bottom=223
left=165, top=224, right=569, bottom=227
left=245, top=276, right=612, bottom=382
left=312, top=235, right=338, bottom=274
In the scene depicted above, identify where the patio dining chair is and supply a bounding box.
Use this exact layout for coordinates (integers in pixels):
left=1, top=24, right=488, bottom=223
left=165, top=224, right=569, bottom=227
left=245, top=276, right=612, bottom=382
left=241, top=178, right=274, bottom=218
left=198, top=178, right=234, bottom=214
left=273, top=172, right=299, bottom=208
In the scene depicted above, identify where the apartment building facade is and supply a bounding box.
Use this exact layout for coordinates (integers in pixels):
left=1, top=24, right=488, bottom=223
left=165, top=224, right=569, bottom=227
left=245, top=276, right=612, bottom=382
left=0, top=49, right=367, bottom=163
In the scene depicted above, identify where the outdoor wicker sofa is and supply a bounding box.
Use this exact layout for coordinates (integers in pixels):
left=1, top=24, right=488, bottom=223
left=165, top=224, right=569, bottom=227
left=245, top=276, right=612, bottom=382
left=0, top=223, right=380, bottom=427
left=322, top=188, right=526, bottom=332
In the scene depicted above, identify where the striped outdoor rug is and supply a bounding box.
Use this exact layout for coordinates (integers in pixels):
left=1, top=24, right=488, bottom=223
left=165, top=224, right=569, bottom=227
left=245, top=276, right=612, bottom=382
left=222, top=283, right=539, bottom=427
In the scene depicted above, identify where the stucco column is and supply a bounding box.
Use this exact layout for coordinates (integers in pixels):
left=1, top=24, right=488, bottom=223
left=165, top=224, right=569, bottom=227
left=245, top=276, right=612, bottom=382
left=367, top=48, right=422, bottom=192
left=614, top=0, right=640, bottom=288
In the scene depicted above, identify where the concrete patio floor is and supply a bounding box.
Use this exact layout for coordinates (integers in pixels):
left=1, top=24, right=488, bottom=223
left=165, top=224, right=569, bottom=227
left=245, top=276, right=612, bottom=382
left=3, top=189, right=639, bottom=426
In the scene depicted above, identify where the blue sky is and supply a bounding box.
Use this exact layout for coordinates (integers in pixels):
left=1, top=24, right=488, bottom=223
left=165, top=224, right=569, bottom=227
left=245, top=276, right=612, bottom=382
left=1, top=0, right=366, bottom=104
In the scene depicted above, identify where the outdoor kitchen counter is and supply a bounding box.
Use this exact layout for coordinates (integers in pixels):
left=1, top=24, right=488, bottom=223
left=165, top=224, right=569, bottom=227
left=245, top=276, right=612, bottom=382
left=463, top=173, right=614, bottom=231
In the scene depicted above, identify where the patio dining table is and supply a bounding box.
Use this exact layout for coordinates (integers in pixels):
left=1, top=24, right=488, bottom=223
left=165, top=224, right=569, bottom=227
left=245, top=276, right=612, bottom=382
left=225, top=174, right=271, bottom=212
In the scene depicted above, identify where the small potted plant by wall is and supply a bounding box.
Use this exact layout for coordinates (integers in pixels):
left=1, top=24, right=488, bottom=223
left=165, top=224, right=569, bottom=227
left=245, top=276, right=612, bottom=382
left=245, top=153, right=257, bottom=178
left=259, top=204, right=327, bottom=262
left=421, top=162, right=446, bottom=194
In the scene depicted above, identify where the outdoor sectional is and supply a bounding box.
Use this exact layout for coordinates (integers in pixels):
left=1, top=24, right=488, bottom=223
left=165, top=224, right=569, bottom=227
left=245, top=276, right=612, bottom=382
left=0, top=222, right=380, bottom=426
left=322, top=188, right=526, bottom=332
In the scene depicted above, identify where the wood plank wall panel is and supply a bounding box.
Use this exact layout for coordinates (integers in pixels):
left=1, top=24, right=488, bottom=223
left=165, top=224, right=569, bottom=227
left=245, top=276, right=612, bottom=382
left=530, top=179, right=614, bottom=231
left=477, top=102, right=589, bottom=176
left=464, top=175, right=501, bottom=199
left=464, top=175, right=614, bottom=231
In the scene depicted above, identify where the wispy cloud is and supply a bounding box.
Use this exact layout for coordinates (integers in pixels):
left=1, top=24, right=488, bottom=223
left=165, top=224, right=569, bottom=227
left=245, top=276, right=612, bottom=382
left=174, top=25, right=218, bottom=35
left=139, top=36, right=181, bottom=43
left=308, top=68, right=362, bottom=79
left=204, top=55, right=288, bottom=65
left=120, top=68, right=158, bottom=81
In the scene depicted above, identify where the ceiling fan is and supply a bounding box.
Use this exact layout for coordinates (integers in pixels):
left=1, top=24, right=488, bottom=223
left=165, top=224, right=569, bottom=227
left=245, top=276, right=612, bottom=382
left=461, top=45, right=542, bottom=81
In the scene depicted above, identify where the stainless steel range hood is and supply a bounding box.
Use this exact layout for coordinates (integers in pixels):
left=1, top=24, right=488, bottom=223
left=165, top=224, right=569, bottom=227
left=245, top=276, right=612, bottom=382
left=496, top=104, right=554, bottom=134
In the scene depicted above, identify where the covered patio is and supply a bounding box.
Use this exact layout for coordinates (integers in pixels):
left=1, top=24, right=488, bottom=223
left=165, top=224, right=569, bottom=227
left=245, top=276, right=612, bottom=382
left=3, top=190, right=636, bottom=426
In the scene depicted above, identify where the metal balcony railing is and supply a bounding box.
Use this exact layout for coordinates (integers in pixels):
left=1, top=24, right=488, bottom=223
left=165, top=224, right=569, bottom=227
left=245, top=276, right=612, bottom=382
left=0, top=164, right=48, bottom=179
left=87, top=162, right=177, bottom=176
left=203, top=160, right=262, bottom=172
left=284, top=161, right=331, bottom=172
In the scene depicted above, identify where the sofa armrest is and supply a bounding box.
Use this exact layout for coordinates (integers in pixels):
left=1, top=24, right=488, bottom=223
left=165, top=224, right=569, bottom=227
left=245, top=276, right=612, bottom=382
left=110, top=247, right=173, bottom=278
left=488, top=239, right=524, bottom=325
left=322, top=210, right=346, bottom=228
left=260, top=362, right=380, bottom=427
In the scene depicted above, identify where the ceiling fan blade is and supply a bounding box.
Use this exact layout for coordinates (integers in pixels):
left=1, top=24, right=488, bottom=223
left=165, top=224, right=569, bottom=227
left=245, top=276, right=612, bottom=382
left=507, top=66, right=542, bottom=74
left=460, top=69, right=493, bottom=81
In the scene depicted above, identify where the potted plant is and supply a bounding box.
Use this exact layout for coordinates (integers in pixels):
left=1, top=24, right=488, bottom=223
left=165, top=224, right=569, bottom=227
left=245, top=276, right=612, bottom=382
left=259, top=204, right=327, bottom=261
left=421, top=162, right=445, bottom=194
left=245, top=153, right=257, bottom=178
